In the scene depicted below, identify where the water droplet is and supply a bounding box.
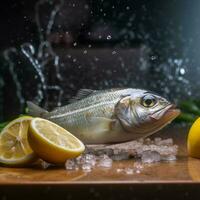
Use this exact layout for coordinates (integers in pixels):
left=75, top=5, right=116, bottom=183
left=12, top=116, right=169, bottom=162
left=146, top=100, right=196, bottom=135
left=112, top=51, right=117, bottom=55
left=150, top=55, right=157, bottom=60
left=107, top=35, right=112, bottom=40
left=94, top=57, right=99, bottom=61
left=84, top=4, right=89, bottom=9
left=180, top=68, right=185, bottom=75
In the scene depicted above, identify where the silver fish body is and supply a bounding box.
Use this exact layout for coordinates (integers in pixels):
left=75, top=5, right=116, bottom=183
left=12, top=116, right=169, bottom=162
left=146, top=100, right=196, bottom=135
left=27, top=88, right=180, bottom=144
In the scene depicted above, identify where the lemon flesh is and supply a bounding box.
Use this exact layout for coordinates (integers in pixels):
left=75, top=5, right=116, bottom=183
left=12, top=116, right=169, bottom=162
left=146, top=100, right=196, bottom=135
left=188, top=117, right=200, bottom=158
left=0, top=116, right=36, bottom=166
left=28, top=118, right=85, bottom=164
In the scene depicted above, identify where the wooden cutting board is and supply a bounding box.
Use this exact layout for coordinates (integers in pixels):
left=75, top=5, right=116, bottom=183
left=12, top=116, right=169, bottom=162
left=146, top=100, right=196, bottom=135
left=0, top=126, right=200, bottom=200
left=0, top=126, right=199, bottom=185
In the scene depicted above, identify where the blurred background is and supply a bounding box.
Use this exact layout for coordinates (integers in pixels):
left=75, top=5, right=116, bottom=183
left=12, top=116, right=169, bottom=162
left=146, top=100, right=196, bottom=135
left=0, top=0, right=200, bottom=121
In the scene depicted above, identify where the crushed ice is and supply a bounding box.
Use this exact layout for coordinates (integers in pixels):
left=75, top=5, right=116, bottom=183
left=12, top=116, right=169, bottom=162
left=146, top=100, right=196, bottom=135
left=65, top=153, right=113, bottom=173
left=97, top=155, right=113, bottom=168
left=64, top=137, right=178, bottom=174
left=41, top=160, right=52, bottom=169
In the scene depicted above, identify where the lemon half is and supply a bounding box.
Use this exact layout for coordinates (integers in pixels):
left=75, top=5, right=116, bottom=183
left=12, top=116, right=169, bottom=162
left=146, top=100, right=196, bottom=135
left=28, top=118, right=85, bottom=164
left=0, top=116, right=36, bottom=166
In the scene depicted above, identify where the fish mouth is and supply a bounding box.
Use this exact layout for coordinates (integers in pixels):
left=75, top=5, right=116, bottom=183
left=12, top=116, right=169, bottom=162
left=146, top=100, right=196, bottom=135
left=125, top=104, right=180, bottom=135
left=151, top=104, right=180, bottom=124
left=160, top=106, right=180, bottom=123
left=136, top=105, right=180, bottom=135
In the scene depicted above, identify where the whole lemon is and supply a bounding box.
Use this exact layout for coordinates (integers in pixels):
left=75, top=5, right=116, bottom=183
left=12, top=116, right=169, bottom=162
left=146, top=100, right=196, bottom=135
left=188, top=117, right=200, bottom=158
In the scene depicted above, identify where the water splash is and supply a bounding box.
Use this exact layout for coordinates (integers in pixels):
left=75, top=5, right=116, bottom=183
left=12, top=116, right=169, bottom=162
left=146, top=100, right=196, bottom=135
left=1, top=0, right=193, bottom=116
left=148, top=56, right=191, bottom=101
left=35, top=0, right=64, bottom=43
left=3, top=0, right=64, bottom=111
left=3, top=48, right=25, bottom=110
left=21, top=43, right=46, bottom=104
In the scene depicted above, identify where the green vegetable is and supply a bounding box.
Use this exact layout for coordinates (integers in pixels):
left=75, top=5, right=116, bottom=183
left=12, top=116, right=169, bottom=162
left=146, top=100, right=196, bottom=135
left=175, top=99, right=200, bottom=123
left=0, top=122, right=9, bottom=132
left=193, top=100, right=200, bottom=108
left=175, top=113, right=197, bottom=123
left=179, top=100, right=200, bottom=116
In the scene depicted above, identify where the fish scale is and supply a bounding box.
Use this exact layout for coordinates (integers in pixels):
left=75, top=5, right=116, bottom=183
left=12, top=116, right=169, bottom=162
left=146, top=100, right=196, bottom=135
left=48, top=88, right=134, bottom=116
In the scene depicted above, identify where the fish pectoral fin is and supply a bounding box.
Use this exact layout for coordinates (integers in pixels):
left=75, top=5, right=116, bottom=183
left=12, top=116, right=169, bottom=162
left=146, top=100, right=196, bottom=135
left=87, top=117, right=116, bottom=134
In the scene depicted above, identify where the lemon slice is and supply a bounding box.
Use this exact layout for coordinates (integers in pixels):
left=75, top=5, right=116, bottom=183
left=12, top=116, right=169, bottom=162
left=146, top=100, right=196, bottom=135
left=188, top=117, right=200, bottom=158
left=28, top=118, right=85, bottom=164
left=0, top=116, right=36, bottom=166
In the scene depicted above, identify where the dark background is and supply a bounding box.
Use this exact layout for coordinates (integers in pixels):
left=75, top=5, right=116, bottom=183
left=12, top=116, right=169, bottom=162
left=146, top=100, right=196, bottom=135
left=0, top=0, right=188, bottom=52
left=0, top=0, right=200, bottom=121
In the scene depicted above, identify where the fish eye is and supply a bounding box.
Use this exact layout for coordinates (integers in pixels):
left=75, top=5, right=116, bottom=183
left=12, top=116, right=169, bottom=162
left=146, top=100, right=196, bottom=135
left=141, top=95, right=157, bottom=108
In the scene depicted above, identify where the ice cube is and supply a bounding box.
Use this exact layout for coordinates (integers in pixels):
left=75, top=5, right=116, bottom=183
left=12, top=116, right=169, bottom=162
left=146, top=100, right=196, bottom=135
left=141, top=150, right=161, bottom=163
left=144, top=138, right=152, bottom=145
left=154, top=137, right=162, bottom=145
left=156, top=138, right=173, bottom=146
left=85, top=154, right=96, bottom=160
left=125, top=168, right=134, bottom=175
left=158, top=145, right=178, bottom=156
left=113, top=149, right=120, bottom=155
left=41, top=160, right=51, bottom=169
left=138, top=138, right=144, bottom=144
left=85, top=155, right=96, bottom=166
left=98, top=154, right=109, bottom=160
left=162, top=155, right=177, bottom=161
left=111, top=151, right=129, bottom=161
left=75, top=155, right=83, bottom=165
left=133, top=162, right=144, bottom=170
left=65, top=159, right=76, bottom=170
left=64, top=137, right=179, bottom=173
left=98, top=155, right=113, bottom=168
left=81, top=163, right=92, bottom=172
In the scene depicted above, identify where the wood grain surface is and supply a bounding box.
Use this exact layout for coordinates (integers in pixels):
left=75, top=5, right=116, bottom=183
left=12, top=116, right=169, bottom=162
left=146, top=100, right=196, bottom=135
left=0, top=125, right=199, bottom=185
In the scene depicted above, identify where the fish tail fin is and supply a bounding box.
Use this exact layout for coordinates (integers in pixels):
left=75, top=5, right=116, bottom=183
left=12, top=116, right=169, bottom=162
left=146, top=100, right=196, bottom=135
left=26, top=101, right=49, bottom=118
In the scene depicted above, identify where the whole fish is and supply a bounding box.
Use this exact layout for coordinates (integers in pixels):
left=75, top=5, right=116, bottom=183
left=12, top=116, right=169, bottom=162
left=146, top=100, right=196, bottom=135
left=27, top=88, right=180, bottom=144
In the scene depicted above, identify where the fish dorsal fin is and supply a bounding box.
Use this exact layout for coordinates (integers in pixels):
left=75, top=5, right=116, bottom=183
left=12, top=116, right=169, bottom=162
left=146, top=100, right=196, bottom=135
left=69, top=89, right=98, bottom=103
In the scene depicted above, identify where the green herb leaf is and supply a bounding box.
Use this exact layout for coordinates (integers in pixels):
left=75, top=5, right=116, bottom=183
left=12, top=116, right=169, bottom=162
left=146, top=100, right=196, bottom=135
left=0, top=122, right=9, bottom=132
